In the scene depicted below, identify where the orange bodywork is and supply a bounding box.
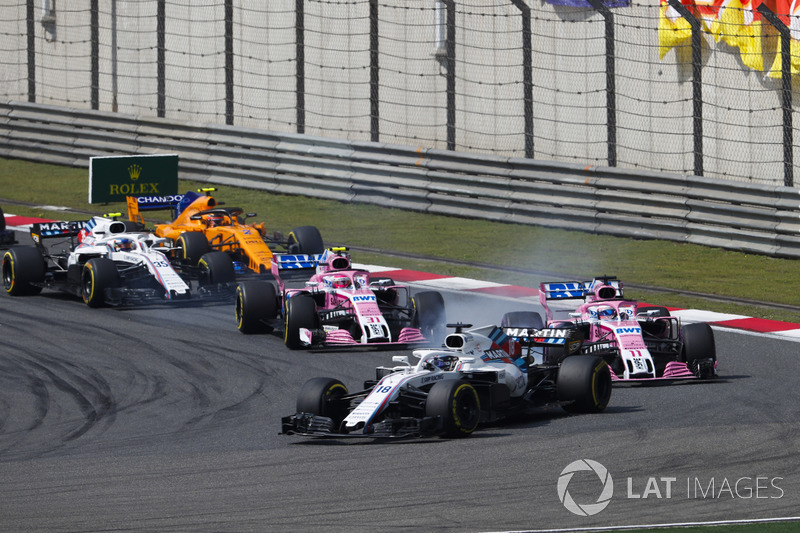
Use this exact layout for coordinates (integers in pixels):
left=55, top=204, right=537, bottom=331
left=127, top=194, right=273, bottom=273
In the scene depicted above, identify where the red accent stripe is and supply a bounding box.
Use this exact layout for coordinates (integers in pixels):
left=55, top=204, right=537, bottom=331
left=710, top=317, right=800, bottom=333
left=5, top=215, right=54, bottom=226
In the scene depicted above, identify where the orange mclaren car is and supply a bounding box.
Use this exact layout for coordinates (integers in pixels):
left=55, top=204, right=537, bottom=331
left=127, top=188, right=323, bottom=275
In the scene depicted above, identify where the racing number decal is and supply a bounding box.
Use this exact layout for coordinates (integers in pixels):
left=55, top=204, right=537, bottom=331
left=629, top=350, right=646, bottom=371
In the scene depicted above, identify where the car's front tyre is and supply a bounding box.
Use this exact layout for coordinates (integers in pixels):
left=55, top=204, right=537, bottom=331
left=426, top=379, right=481, bottom=438
left=296, top=377, right=349, bottom=430
left=82, top=258, right=119, bottom=307
left=284, top=294, right=318, bottom=349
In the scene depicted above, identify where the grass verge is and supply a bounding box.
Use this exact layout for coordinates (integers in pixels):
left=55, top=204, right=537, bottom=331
left=2, top=157, right=800, bottom=324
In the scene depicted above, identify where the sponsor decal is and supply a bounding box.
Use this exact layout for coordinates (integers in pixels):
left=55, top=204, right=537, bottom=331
left=421, top=374, right=444, bottom=384
left=481, top=349, right=512, bottom=362
left=504, top=327, right=568, bottom=338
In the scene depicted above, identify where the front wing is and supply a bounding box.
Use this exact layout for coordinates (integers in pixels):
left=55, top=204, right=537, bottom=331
left=281, top=412, right=440, bottom=438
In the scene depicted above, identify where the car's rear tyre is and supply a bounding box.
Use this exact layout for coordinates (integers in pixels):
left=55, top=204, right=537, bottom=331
left=412, top=290, right=446, bottom=343
left=284, top=294, right=319, bottom=349
left=287, top=226, right=324, bottom=255
left=177, top=231, right=211, bottom=265
left=500, top=311, right=544, bottom=330
left=236, top=280, right=278, bottom=334
left=198, top=251, right=235, bottom=286
left=296, top=377, right=349, bottom=431
left=557, top=356, right=612, bottom=414
left=426, top=379, right=481, bottom=438
left=682, top=322, right=716, bottom=378
left=82, top=258, right=119, bottom=307
left=0, top=206, right=5, bottom=231
left=2, top=246, right=45, bottom=296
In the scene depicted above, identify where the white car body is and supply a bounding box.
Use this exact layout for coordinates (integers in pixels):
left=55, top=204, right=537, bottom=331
left=67, top=216, right=190, bottom=298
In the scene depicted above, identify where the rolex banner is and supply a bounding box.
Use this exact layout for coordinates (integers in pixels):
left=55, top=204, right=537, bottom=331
left=89, top=154, right=179, bottom=204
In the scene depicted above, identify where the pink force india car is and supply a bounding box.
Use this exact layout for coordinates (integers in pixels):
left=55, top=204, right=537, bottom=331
left=235, top=247, right=446, bottom=349
left=506, top=276, right=717, bottom=382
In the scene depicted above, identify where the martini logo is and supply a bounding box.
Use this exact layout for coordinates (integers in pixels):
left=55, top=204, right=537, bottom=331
left=557, top=459, right=614, bottom=516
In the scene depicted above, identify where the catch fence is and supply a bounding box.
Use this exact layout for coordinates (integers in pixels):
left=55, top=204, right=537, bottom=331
left=1, top=1, right=799, bottom=186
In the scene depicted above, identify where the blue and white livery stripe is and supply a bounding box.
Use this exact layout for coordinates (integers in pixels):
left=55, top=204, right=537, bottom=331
left=537, top=337, right=566, bottom=345
left=541, top=282, right=589, bottom=300
left=273, top=254, right=323, bottom=269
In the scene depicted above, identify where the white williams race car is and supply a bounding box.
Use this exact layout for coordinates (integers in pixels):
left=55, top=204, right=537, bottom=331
left=281, top=323, right=612, bottom=438
left=2, top=215, right=235, bottom=306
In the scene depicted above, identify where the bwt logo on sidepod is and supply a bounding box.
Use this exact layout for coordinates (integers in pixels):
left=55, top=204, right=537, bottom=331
left=557, top=459, right=614, bottom=516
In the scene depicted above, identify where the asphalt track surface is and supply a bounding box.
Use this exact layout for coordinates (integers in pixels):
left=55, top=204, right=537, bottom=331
left=1, top=284, right=799, bottom=532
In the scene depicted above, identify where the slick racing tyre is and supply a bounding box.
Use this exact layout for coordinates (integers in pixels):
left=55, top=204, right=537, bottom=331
left=82, top=258, right=120, bottom=308
left=2, top=246, right=45, bottom=296
left=177, top=232, right=211, bottom=265
left=296, top=377, right=349, bottom=430
left=412, top=290, right=446, bottom=343
left=426, top=379, right=481, bottom=438
left=681, top=323, right=716, bottom=379
left=287, top=226, right=324, bottom=255
left=198, top=251, right=235, bottom=286
left=284, top=294, right=319, bottom=349
left=235, top=280, right=278, bottom=334
left=557, top=356, right=612, bottom=414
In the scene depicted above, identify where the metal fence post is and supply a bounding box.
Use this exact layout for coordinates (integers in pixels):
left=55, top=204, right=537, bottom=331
left=510, top=0, right=533, bottom=159
left=225, top=0, right=234, bottom=126
left=587, top=0, right=616, bottom=167
left=26, top=0, right=35, bottom=103
left=370, top=0, right=380, bottom=142
left=445, top=0, right=456, bottom=151
left=296, top=0, right=305, bottom=135
left=757, top=4, right=794, bottom=187
left=667, top=0, right=703, bottom=177
left=91, top=0, right=99, bottom=110
left=157, top=0, right=165, bottom=118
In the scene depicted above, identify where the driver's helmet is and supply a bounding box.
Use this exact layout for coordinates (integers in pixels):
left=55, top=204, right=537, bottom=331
left=114, top=238, right=133, bottom=252
left=596, top=305, right=617, bottom=319
left=330, top=274, right=352, bottom=289
left=432, top=355, right=458, bottom=371
left=206, top=214, right=225, bottom=227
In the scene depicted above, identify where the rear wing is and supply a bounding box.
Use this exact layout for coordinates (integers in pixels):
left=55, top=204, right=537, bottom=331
left=29, top=220, right=90, bottom=245
left=503, top=326, right=573, bottom=346
left=126, top=187, right=222, bottom=224
left=271, top=253, right=324, bottom=283
left=502, top=326, right=585, bottom=361
left=126, top=194, right=186, bottom=225
left=539, top=277, right=623, bottom=321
